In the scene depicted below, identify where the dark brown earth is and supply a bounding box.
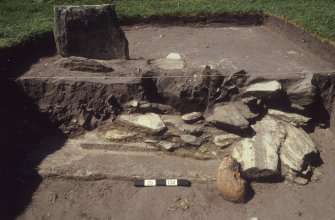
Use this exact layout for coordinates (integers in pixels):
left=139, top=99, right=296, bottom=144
left=1, top=16, right=335, bottom=220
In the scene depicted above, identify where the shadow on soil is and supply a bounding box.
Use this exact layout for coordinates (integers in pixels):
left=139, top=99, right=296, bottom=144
left=0, top=34, right=66, bottom=219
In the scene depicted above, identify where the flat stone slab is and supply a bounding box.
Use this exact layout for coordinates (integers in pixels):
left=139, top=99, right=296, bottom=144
left=268, top=109, right=311, bottom=127
left=206, top=105, right=249, bottom=131
left=232, top=116, right=286, bottom=179
left=243, top=81, right=282, bottom=97
left=118, top=113, right=166, bottom=134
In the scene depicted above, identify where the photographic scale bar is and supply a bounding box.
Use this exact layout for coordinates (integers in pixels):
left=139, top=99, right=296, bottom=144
left=134, top=179, right=191, bottom=187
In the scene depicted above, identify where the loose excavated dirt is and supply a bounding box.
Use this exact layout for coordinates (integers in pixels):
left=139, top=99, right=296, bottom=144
left=1, top=16, right=335, bottom=220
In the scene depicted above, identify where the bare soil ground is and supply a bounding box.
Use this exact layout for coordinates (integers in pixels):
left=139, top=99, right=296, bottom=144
left=17, top=128, right=335, bottom=220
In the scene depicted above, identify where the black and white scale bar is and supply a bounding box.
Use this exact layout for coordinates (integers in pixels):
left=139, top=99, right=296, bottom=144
left=134, top=179, right=191, bottom=187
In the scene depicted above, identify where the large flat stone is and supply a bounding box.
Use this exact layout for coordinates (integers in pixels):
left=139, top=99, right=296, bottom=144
left=268, top=109, right=311, bottom=127
left=206, top=105, right=249, bottom=131
left=54, top=4, right=129, bottom=60
left=54, top=56, right=114, bottom=72
left=118, top=113, right=166, bottom=134
left=280, top=123, right=318, bottom=173
left=232, top=116, right=286, bottom=179
left=161, top=115, right=204, bottom=136
left=243, top=80, right=282, bottom=97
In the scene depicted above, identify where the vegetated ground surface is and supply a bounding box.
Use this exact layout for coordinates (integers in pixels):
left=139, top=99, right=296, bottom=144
left=2, top=22, right=335, bottom=220
left=0, top=0, right=335, bottom=48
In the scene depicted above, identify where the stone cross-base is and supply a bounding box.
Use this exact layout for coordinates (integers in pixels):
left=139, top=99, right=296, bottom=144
left=54, top=4, right=129, bottom=60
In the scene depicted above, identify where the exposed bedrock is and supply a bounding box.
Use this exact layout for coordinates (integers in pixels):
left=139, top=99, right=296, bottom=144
left=54, top=4, right=129, bottom=60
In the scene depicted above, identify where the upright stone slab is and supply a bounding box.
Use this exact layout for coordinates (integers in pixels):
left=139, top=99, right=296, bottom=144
left=54, top=4, right=129, bottom=60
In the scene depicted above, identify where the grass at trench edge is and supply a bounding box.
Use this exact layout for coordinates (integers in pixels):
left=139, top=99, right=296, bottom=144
left=0, top=0, right=334, bottom=48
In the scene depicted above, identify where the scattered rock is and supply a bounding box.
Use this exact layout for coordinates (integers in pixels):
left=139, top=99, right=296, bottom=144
left=118, top=113, right=166, bottom=134
left=54, top=4, right=129, bottom=59
left=180, top=134, right=203, bottom=146
left=181, top=112, right=202, bottom=123
left=232, top=116, right=286, bottom=179
left=104, top=129, right=137, bottom=141
left=159, top=141, right=176, bottom=151
left=162, top=115, right=204, bottom=136
left=150, top=53, right=185, bottom=70
left=213, top=133, right=241, bottom=149
left=206, top=105, right=249, bottom=131
left=243, top=80, right=282, bottom=98
left=216, top=156, right=247, bottom=203
left=138, top=102, right=176, bottom=114
left=124, top=100, right=139, bottom=108
left=280, top=122, right=318, bottom=173
left=166, top=53, right=182, bottom=60
left=286, top=74, right=316, bottom=106
left=54, top=57, right=114, bottom=72
left=268, top=109, right=311, bottom=127
left=231, top=102, right=259, bottom=121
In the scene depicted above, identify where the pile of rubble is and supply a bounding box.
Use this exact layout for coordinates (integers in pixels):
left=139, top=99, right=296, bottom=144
left=85, top=73, right=319, bottom=179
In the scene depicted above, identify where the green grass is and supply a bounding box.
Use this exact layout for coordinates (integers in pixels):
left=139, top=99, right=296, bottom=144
left=0, top=0, right=334, bottom=48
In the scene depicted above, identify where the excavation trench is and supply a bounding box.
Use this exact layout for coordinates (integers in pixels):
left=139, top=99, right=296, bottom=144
left=1, top=15, right=335, bottom=219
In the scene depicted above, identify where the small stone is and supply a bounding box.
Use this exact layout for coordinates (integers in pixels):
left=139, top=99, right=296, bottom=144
left=104, top=129, right=136, bottom=141
left=216, top=156, right=247, bottom=203
left=181, top=112, right=202, bottom=123
left=159, top=141, right=176, bottom=151
left=180, top=134, right=203, bottom=146
left=129, top=100, right=139, bottom=108
left=206, top=105, right=249, bottom=131
left=118, top=113, right=166, bottom=134
left=138, top=102, right=175, bottom=114
left=150, top=58, right=186, bottom=70
left=199, top=145, right=209, bottom=153
left=243, top=80, right=282, bottom=97
left=293, top=176, right=309, bottom=185
left=143, top=139, right=157, bottom=144
left=213, top=133, right=241, bottom=148
left=166, top=53, right=182, bottom=60
left=311, top=168, right=322, bottom=182
left=250, top=217, right=259, bottom=220
left=54, top=57, right=114, bottom=72
left=268, top=109, right=311, bottom=127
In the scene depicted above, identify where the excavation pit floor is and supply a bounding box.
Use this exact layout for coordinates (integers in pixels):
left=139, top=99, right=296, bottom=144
left=7, top=21, right=335, bottom=220
left=18, top=128, right=335, bottom=220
